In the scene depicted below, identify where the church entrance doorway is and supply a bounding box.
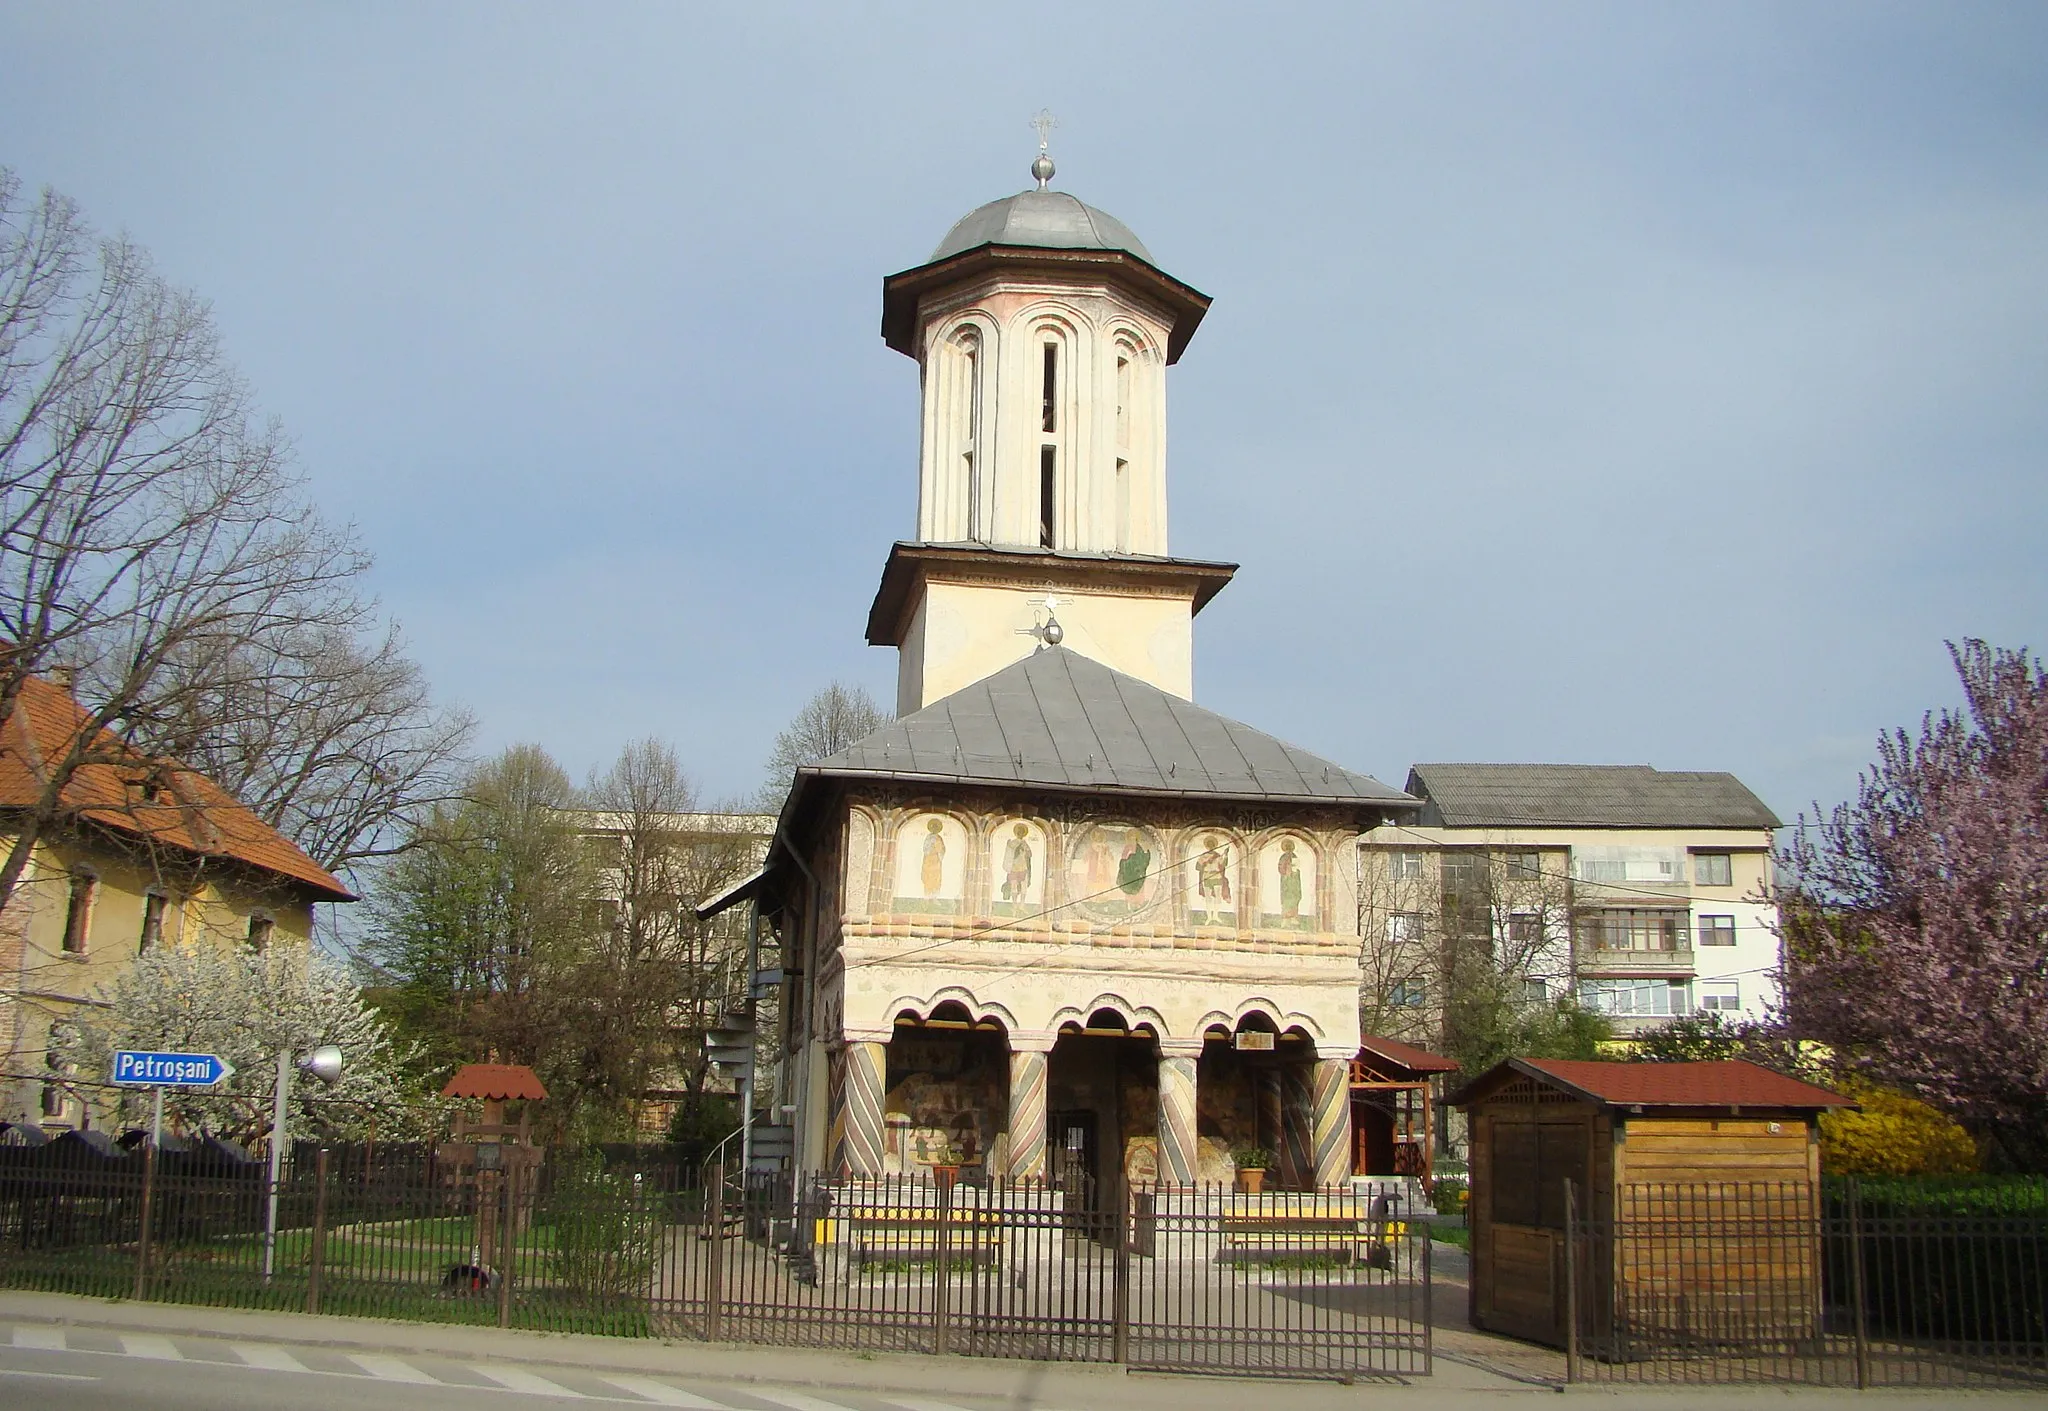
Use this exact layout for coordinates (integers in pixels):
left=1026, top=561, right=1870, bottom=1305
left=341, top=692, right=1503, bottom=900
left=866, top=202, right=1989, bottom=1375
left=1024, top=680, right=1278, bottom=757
left=1046, top=1015, right=1157, bottom=1221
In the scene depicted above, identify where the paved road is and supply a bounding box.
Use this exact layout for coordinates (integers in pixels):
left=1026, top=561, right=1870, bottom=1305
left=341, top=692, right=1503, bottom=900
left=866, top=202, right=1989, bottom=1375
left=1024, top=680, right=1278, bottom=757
left=0, top=1321, right=1006, bottom=1411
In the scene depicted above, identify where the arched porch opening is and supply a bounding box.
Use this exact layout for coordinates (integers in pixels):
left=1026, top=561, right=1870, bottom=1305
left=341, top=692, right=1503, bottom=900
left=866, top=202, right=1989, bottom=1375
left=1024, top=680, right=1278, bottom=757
left=882, top=1000, right=1009, bottom=1179
left=1196, top=1011, right=1322, bottom=1188
left=1047, top=1007, right=1158, bottom=1210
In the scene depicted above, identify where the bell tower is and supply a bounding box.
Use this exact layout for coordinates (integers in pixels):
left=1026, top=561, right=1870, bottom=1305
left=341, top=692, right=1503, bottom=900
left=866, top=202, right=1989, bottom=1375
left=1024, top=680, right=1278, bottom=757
left=868, top=139, right=1235, bottom=714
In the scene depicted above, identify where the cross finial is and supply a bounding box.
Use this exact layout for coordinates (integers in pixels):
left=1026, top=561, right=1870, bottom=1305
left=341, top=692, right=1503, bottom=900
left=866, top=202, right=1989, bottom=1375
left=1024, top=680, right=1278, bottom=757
left=1030, top=109, right=1058, bottom=190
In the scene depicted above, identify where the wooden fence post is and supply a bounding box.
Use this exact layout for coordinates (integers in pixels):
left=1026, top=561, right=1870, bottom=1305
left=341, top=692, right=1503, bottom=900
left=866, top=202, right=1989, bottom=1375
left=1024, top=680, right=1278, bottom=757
left=704, top=1164, right=725, bottom=1342
left=306, top=1149, right=330, bottom=1315
left=1563, top=1178, right=1582, bottom=1384
left=132, top=1139, right=157, bottom=1302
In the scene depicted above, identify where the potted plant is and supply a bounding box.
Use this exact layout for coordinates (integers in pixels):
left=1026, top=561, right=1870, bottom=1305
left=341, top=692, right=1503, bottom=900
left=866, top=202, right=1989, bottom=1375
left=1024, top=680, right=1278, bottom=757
left=923, top=1137, right=965, bottom=1190
left=1232, top=1145, right=1275, bottom=1194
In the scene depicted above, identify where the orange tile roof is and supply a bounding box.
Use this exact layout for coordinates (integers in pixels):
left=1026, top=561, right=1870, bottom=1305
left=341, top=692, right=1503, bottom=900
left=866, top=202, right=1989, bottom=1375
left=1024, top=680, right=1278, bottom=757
left=0, top=674, right=354, bottom=901
left=441, top=1064, right=549, bottom=1101
left=1454, top=1057, right=1851, bottom=1111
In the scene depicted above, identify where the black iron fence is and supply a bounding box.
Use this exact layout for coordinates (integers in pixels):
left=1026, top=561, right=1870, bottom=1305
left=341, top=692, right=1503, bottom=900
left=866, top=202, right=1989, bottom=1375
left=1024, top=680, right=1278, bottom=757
left=1566, top=1178, right=2048, bottom=1388
left=0, top=1142, right=1431, bottom=1380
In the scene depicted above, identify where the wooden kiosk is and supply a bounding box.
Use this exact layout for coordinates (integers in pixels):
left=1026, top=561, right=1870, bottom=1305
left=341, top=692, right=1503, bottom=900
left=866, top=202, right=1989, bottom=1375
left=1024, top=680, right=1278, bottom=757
left=438, top=1063, right=548, bottom=1277
left=1452, top=1058, right=1850, bottom=1349
left=1350, top=1035, right=1457, bottom=1183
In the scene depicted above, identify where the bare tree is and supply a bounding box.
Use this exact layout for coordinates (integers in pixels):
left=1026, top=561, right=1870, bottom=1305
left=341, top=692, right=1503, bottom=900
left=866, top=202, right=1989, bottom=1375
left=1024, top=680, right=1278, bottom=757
left=0, top=170, right=464, bottom=902
left=1357, top=837, right=1597, bottom=1073
left=755, top=681, right=888, bottom=810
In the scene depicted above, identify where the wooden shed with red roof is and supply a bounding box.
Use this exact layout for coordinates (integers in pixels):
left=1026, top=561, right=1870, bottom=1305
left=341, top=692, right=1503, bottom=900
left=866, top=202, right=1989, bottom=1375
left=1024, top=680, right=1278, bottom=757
left=1451, top=1057, right=1851, bottom=1347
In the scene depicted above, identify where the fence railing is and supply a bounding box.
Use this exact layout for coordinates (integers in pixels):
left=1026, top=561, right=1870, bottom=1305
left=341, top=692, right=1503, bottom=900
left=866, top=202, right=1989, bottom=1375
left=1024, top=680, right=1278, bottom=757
left=0, top=1142, right=1431, bottom=1380
left=1566, top=1178, right=2048, bottom=1388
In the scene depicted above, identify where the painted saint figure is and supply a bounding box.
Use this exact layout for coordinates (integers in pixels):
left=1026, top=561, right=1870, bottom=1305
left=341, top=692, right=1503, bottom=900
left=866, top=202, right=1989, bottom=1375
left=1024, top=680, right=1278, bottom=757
left=921, top=818, right=946, bottom=896
left=1277, top=839, right=1303, bottom=918
left=1002, top=823, right=1033, bottom=903
left=1194, top=834, right=1232, bottom=902
left=1117, top=834, right=1151, bottom=895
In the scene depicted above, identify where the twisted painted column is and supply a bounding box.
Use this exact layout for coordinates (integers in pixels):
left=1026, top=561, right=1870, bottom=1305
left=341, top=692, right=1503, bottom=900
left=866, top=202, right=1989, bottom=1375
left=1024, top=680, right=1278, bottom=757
left=1279, top=1062, right=1314, bottom=1189
left=1006, top=1037, right=1053, bottom=1183
left=841, top=1040, right=888, bottom=1176
left=1312, top=1057, right=1353, bottom=1189
left=1157, top=1040, right=1202, bottom=1187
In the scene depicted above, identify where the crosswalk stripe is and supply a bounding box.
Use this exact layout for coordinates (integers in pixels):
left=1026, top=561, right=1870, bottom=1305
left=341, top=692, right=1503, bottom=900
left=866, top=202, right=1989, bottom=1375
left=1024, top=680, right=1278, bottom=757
left=473, top=1364, right=586, bottom=1396
left=601, top=1375, right=738, bottom=1407
left=886, top=1400, right=977, bottom=1411
left=232, top=1343, right=311, bottom=1372
left=349, top=1354, right=439, bottom=1383
left=746, top=1393, right=863, bottom=1411
left=10, top=1327, right=65, bottom=1350
left=118, top=1334, right=182, bottom=1360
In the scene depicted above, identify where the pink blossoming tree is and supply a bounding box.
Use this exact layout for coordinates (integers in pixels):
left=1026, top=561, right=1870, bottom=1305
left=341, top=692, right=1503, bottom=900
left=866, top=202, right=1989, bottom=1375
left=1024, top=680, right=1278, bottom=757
left=1779, top=640, right=2048, bottom=1171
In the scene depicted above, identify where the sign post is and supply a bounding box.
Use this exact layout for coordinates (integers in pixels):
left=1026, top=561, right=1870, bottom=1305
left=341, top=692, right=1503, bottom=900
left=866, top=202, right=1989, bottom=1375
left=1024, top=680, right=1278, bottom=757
left=111, top=1050, right=235, bottom=1148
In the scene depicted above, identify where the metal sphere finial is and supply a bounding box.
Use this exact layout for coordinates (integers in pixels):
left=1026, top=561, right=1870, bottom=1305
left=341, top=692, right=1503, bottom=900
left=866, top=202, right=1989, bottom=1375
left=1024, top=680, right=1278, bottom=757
left=1029, top=108, right=1058, bottom=190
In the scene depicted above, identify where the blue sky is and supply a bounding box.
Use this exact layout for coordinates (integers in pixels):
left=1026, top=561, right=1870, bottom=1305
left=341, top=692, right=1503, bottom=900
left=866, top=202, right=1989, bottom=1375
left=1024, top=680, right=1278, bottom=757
left=4, top=4, right=2043, bottom=821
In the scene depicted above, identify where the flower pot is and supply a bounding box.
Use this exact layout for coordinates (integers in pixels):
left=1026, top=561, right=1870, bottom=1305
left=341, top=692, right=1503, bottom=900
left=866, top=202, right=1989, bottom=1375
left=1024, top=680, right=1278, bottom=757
left=1236, top=1168, right=1266, bottom=1195
left=929, top=1164, right=960, bottom=1191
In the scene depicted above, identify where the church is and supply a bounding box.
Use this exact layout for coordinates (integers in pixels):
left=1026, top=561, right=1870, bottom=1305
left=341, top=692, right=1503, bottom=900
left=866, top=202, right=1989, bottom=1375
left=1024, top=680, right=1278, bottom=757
left=732, top=145, right=1431, bottom=1202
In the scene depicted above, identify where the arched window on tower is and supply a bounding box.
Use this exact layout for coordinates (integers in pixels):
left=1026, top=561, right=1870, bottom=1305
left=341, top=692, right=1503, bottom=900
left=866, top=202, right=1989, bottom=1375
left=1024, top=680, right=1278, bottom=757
left=1114, top=353, right=1132, bottom=552
left=1039, top=341, right=1059, bottom=549
left=956, top=327, right=983, bottom=542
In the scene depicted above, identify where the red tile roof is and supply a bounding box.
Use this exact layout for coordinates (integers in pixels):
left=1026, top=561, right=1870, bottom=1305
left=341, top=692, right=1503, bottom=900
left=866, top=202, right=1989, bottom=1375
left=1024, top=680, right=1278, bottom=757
left=441, top=1064, right=549, bottom=1102
left=0, top=675, right=354, bottom=902
left=1359, top=1035, right=1460, bottom=1074
left=1459, top=1057, right=1851, bottom=1111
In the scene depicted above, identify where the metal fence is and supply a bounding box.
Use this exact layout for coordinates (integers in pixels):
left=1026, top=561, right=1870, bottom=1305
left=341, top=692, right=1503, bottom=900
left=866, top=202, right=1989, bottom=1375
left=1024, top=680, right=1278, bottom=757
left=0, top=1142, right=1431, bottom=1381
left=1566, top=1178, right=2048, bottom=1389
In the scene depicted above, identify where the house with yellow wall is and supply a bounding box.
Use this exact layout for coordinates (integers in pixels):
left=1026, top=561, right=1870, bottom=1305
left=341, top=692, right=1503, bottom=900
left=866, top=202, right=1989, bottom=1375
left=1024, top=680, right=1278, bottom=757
left=0, top=673, right=354, bottom=1132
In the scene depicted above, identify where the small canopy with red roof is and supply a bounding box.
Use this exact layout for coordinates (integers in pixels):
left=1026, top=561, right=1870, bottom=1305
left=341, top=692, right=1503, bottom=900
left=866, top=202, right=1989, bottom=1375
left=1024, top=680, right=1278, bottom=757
left=440, top=1064, right=548, bottom=1102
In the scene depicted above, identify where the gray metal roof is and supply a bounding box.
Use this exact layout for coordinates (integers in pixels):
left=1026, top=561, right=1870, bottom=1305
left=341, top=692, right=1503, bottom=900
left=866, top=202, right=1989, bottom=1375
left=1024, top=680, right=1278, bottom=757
left=932, top=191, right=1154, bottom=265
left=1406, top=763, right=1782, bottom=831
left=803, top=647, right=1414, bottom=809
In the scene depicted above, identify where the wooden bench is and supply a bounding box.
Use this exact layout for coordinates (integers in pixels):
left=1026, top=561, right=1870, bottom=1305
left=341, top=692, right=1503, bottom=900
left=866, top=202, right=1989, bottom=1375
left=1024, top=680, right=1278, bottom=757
left=843, top=1208, right=1004, bottom=1275
left=1217, top=1196, right=1408, bottom=1267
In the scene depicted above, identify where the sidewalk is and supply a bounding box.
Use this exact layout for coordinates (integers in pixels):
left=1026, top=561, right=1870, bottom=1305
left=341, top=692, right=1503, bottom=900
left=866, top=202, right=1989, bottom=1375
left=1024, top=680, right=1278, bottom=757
left=0, top=1288, right=1540, bottom=1409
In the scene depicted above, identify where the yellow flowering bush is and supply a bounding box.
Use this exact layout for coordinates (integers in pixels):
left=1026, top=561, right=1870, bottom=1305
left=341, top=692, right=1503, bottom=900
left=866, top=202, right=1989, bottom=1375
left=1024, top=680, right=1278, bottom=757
left=1820, top=1080, right=1978, bottom=1176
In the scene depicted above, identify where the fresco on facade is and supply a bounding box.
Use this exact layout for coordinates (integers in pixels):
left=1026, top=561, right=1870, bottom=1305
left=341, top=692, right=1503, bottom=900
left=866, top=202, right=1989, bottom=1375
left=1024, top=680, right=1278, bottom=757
left=883, top=1030, right=1004, bottom=1175
left=1066, top=822, right=1166, bottom=922
left=990, top=819, right=1046, bottom=918
left=893, top=814, right=967, bottom=914
left=1258, top=835, right=1318, bottom=930
left=1185, top=832, right=1237, bottom=927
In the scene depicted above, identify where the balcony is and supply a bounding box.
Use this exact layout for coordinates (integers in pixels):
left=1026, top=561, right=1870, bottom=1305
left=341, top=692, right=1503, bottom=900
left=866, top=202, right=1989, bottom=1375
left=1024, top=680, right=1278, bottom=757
left=1583, top=946, right=1696, bottom=978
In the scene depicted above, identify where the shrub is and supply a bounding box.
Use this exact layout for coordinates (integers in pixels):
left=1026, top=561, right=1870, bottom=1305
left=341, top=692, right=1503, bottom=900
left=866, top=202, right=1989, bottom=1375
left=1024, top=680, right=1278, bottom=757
left=548, top=1155, right=660, bottom=1301
left=1820, top=1081, right=1978, bottom=1177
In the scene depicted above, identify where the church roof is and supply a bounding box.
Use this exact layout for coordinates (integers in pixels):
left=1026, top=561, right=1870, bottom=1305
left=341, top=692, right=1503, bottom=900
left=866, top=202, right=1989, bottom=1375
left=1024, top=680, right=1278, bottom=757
left=799, top=647, right=1416, bottom=810
left=931, top=190, right=1154, bottom=265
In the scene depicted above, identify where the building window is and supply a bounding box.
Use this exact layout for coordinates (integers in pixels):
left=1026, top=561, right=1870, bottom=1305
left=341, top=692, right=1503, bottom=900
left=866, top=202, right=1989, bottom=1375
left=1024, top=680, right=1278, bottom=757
left=1522, top=977, right=1550, bottom=1004
left=1039, top=444, right=1056, bottom=549
left=1388, top=851, right=1424, bottom=880
left=40, top=1081, right=66, bottom=1118
left=246, top=913, right=274, bottom=952
left=139, top=892, right=167, bottom=953
left=1041, top=343, right=1058, bottom=433
left=1504, top=851, right=1542, bottom=881
left=1577, top=909, right=1689, bottom=952
left=1578, top=978, right=1692, bottom=1017
left=1694, top=852, right=1733, bottom=887
left=1386, top=911, right=1424, bottom=946
left=1508, top=913, right=1542, bottom=947
left=61, top=871, right=96, bottom=954
left=1389, top=980, right=1428, bottom=1009
left=1699, top=980, right=1741, bottom=1012
left=1697, top=915, right=1736, bottom=947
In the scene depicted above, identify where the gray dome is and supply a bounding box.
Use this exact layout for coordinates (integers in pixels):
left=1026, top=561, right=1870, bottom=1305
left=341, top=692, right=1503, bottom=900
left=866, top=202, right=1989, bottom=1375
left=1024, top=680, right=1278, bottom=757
left=931, top=190, right=1154, bottom=265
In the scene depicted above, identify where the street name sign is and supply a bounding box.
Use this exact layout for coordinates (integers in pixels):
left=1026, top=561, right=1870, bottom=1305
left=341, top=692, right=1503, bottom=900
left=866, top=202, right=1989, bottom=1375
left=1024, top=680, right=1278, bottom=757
left=112, top=1050, right=234, bottom=1088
